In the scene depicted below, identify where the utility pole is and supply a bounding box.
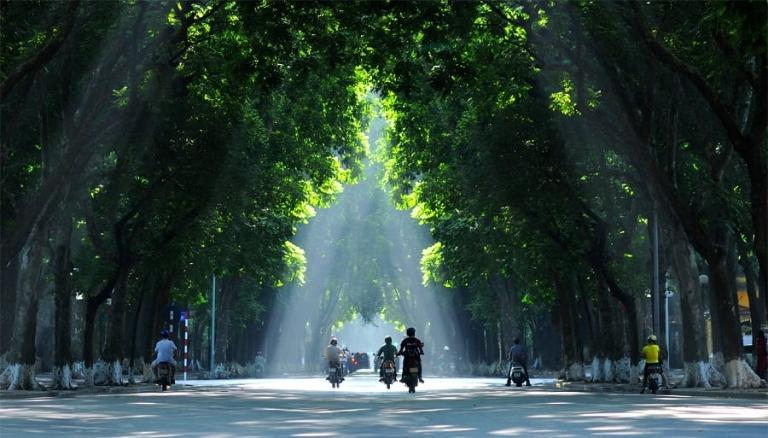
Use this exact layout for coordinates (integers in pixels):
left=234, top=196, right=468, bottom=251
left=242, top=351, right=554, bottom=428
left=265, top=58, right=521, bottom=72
left=210, top=273, right=216, bottom=373
left=652, top=206, right=661, bottom=339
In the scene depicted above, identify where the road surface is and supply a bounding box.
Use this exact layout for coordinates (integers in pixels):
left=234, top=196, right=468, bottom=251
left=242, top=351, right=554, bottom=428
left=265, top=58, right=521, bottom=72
left=1, top=374, right=765, bottom=437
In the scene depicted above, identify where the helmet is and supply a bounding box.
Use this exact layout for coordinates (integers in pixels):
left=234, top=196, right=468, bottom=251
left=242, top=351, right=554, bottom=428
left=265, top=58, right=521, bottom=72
left=406, top=327, right=415, bottom=337
left=647, top=334, right=657, bottom=342
left=330, top=338, right=338, bottom=346
left=384, top=336, right=392, bottom=344
left=160, top=329, right=169, bottom=338
left=443, top=345, right=450, bottom=351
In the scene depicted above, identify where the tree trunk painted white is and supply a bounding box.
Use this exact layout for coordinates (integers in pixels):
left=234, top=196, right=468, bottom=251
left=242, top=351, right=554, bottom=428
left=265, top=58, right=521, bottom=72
left=703, top=352, right=727, bottom=387
left=91, top=359, right=123, bottom=386
left=51, top=364, right=76, bottom=390
left=602, top=358, right=616, bottom=382
left=4, top=237, right=44, bottom=391
left=71, top=361, right=84, bottom=379
left=681, top=360, right=714, bottom=388
left=108, top=360, right=123, bottom=385
left=589, top=356, right=602, bottom=382
left=566, top=362, right=585, bottom=381
left=0, top=363, right=41, bottom=390
left=83, top=366, right=94, bottom=387
left=143, top=362, right=154, bottom=383
left=615, top=357, right=631, bottom=383
left=92, top=360, right=109, bottom=385
left=723, top=359, right=762, bottom=388
left=631, top=363, right=643, bottom=385
left=127, top=364, right=135, bottom=384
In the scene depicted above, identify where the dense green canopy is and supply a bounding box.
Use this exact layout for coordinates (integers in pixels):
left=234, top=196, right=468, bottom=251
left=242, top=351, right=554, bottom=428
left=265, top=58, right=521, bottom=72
left=0, top=0, right=765, bottom=390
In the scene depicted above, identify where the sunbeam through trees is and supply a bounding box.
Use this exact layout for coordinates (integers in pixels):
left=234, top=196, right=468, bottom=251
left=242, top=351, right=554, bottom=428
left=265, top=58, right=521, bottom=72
left=0, top=0, right=765, bottom=393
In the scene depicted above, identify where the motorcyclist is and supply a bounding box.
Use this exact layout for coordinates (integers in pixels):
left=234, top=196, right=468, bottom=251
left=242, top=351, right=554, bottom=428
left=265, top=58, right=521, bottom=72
left=505, top=337, right=531, bottom=387
left=324, top=338, right=344, bottom=381
left=398, top=327, right=425, bottom=383
left=640, top=334, right=669, bottom=393
left=376, top=336, right=398, bottom=381
left=254, top=351, right=266, bottom=377
left=151, top=329, right=177, bottom=383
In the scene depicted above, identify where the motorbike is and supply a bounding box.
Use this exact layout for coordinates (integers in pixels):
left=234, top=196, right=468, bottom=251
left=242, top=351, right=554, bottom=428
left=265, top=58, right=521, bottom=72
left=328, top=362, right=344, bottom=388
left=156, top=362, right=172, bottom=391
left=254, top=362, right=265, bottom=378
left=380, top=359, right=397, bottom=389
left=402, top=357, right=420, bottom=393
left=508, top=361, right=526, bottom=387
left=645, top=364, right=663, bottom=394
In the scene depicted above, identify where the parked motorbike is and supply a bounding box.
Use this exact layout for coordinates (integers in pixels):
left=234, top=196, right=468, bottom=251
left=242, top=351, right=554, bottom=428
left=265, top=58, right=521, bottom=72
left=402, top=358, right=419, bottom=393
left=380, top=359, right=397, bottom=389
left=156, top=362, right=172, bottom=391
left=646, top=364, right=663, bottom=394
left=508, top=361, right=526, bottom=387
left=328, top=362, right=344, bottom=388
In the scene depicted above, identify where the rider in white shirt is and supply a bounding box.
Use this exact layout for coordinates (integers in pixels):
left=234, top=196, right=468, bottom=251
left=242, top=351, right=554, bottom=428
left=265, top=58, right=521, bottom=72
left=324, top=338, right=344, bottom=381
left=151, top=329, right=177, bottom=383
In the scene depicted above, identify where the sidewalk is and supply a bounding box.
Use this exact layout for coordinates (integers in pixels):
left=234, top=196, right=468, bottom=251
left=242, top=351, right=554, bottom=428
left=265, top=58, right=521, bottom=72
left=0, top=373, right=204, bottom=401
left=552, top=380, right=768, bottom=400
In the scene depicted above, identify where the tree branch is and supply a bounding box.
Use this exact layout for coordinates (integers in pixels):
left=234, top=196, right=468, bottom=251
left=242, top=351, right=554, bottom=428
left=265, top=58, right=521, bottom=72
left=628, top=2, right=748, bottom=156
left=0, top=1, right=81, bottom=100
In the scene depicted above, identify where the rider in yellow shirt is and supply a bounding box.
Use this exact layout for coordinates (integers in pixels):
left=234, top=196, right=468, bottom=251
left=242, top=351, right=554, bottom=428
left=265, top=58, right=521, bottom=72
left=640, top=334, right=669, bottom=392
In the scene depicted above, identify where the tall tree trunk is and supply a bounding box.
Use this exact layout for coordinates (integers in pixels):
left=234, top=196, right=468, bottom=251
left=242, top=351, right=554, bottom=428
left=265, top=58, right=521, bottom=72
left=127, top=276, right=148, bottom=384
left=740, top=252, right=764, bottom=345
left=708, top=250, right=761, bottom=387
left=83, top=275, right=117, bottom=371
left=215, top=277, right=239, bottom=364
left=0, top=256, right=19, bottom=355
left=51, top=215, right=75, bottom=389
left=143, top=270, right=174, bottom=381
left=601, top=269, right=640, bottom=364
left=1, top=234, right=45, bottom=390
left=100, top=267, right=130, bottom=385
left=743, top=126, right=768, bottom=312
left=669, top=229, right=715, bottom=387
left=594, top=273, right=623, bottom=382
left=577, top=276, right=596, bottom=362
left=491, top=274, right=520, bottom=355
left=554, top=274, right=583, bottom=380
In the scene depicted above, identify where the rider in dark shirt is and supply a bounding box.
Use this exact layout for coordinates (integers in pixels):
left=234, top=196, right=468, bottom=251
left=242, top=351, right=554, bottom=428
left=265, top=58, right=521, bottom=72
left=505, top=338, right=531, bottom=387
left=398, top=327, right=425, bottom=383
left=376, top=336, right=398, bottom=381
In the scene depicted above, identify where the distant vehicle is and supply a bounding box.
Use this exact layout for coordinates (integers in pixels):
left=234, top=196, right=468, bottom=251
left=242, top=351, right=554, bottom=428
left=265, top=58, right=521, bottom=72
left=346, top=352, right=370, bottom=374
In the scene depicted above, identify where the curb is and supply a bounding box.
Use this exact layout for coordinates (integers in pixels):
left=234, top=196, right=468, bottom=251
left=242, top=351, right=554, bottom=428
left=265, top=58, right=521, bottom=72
left=551, top=381, right=768, bottom=400
left=0, top=383, right=200, bottom=401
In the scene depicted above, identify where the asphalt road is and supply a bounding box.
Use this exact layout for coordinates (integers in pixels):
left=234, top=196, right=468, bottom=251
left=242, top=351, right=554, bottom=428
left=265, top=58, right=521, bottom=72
left=1, top=375, right=766, bottom=437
